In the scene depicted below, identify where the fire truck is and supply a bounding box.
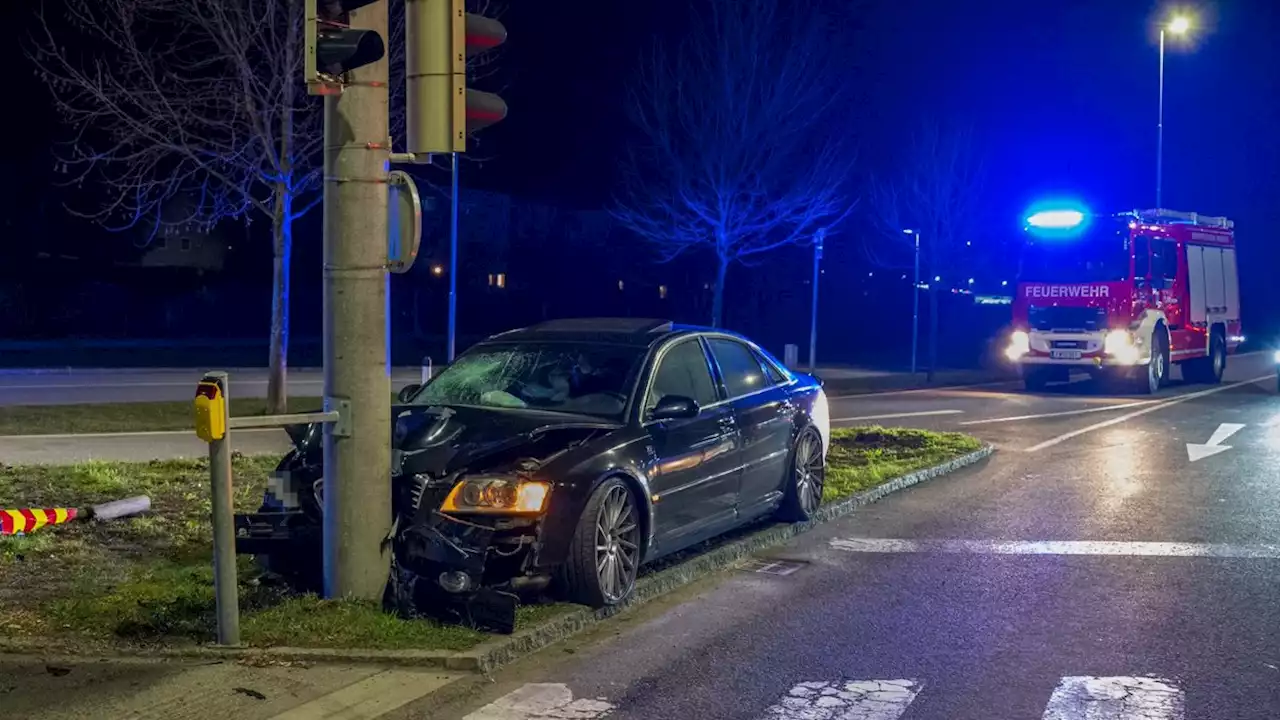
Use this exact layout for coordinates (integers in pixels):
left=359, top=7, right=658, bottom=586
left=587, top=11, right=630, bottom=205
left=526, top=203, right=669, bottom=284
left=1003, top=206, right=1242, bottom=394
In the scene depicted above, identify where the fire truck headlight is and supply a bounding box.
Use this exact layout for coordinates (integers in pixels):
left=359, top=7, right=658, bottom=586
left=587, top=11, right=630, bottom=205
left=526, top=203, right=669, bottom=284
left=1105, top=330, right=1140, bottom=364
left=1272, top=350, right=1280, bottom=365
left=1005, top=330, right=1030, bottom=361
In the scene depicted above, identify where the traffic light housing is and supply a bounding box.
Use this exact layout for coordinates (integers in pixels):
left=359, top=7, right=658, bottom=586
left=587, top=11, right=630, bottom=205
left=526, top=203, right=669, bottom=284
left=306, top=0, right=387, bottom=95
left=404, top=0, right=507, bottom=154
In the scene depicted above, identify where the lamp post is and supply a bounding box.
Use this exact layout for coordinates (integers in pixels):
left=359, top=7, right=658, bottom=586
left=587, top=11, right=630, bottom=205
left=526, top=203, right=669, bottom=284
left=808, top=228, right=825, bottom=373
left=903, top=229, right=920, bottom=375
left=1157, top=15, right=1191, bottom=209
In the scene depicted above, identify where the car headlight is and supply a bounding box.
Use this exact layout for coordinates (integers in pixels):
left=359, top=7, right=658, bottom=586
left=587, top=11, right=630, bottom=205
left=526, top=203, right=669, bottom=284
left=1004, top=330, right=1030, bottom=360
left=441, top=475, right=551, bottom=515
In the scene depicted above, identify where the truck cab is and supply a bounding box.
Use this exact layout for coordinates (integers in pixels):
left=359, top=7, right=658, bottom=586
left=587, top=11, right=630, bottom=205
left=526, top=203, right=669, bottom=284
left=1003, top=206, right=1241, bottom=394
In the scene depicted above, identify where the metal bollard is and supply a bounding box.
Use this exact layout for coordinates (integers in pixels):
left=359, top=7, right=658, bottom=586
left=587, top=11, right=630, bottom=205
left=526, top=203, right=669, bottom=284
left=204, top=371, right=241, bottom=646
left=421, top=355, right=432, bottom=384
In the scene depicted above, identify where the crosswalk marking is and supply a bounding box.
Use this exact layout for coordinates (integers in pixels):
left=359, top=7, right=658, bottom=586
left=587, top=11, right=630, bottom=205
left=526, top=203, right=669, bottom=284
left=462, top=683, right=616, bottom=720
left=1042, top=676, right=1184, bottom=719
left=464, top=676, right=1188, bottom=719
left=759, top=680, right=922, bottom=720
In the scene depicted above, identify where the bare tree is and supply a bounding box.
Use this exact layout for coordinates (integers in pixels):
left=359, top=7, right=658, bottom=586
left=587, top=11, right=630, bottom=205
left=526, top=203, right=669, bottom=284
left=610, top=0, right=856, bottom=328
left=30, top=0, right=319, bottom=413
left=868, top=121, right=986, bottom=380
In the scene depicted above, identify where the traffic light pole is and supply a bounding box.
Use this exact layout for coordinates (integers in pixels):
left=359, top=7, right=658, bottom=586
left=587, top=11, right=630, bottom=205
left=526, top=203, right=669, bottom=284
left=321, top=0, right=393, bottom=601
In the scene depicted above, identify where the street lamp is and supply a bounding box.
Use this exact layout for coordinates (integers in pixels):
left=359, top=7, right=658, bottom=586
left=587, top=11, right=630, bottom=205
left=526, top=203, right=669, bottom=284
left=1157, top=14, right=1191, bottom=209
left=903, top=229, right=921, bottom=375
left=808, top=228, right=826, bottom=373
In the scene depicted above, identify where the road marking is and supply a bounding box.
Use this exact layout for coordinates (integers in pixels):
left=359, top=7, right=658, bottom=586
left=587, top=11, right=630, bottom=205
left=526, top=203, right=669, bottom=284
left=832, top=410, right=963, bottom=423
left=760, top=679, right=922, bottom=720
left=1042, top=676, right=1184, bottom=720
left=462, top=683, right=616, bottom=720
left=1024, top=375, right=1273, bottom=452
left=0, top=428, right=281, bottom=440
left=828, top=379, right=1020, bottom=399
left=1186, top=422, right=1246, bottom=462
left=270, top=669, right=463, bottom=720
left=829, top=537, right=1280, bottom=559
left=958, top=400, right=1158, bottom=426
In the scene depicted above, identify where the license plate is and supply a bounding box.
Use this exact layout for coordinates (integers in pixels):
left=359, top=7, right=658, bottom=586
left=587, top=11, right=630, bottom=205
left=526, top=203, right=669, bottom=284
left=1051, top=349, right=1082, bottom=360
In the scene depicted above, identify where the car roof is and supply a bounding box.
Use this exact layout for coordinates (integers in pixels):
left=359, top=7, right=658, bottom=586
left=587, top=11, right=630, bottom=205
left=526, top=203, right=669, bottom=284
left=483, top=318, right=722, bottom=348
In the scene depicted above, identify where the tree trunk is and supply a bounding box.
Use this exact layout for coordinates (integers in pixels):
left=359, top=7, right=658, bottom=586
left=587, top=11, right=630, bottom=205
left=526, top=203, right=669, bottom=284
left=267, top=191, right=293, bottom=414
left=711, top=254, right=729, bottom=328
left=927, top=285, right=939, bottom=383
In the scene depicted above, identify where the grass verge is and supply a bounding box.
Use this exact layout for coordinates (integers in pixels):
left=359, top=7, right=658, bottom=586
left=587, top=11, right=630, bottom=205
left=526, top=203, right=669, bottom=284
left=0, top=398, right=326, bottom=436
left=0, top=426, right=978, bottom=653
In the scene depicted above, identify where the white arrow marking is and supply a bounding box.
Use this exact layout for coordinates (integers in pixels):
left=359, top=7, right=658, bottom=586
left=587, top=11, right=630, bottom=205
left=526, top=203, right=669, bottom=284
left=1185, top=422, right=1245, bottom=462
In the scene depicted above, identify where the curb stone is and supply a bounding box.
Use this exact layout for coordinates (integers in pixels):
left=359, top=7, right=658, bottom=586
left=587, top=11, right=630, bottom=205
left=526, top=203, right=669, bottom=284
left=0, top=444, right=994, bottom=672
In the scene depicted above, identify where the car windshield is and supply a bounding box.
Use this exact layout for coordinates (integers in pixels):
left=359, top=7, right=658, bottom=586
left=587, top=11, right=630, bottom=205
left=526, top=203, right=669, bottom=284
left=409, top=341, right=646, bottom=419
left=1018, top=220, right=1132, bottom=283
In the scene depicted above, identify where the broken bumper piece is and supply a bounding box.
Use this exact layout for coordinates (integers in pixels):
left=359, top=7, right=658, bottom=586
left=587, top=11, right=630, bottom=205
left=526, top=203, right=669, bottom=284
left=233, top=510, right=316, bottom=555
left=395, top=511, right=520, bottom=634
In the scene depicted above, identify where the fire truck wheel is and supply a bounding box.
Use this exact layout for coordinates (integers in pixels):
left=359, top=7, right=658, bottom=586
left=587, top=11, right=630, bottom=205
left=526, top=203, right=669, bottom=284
left=1135, top=332, right=1169, bottom=395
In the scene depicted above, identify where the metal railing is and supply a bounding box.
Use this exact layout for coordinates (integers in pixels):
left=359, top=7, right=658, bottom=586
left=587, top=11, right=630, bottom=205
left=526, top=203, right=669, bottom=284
left=201, top=370, right=343, bottom=647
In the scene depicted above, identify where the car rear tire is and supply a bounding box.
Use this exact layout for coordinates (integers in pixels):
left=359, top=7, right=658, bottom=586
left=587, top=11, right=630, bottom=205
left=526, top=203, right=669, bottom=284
left=558, top=477, right=641, bottom=608
left=778, top=427, right=826, bottom=522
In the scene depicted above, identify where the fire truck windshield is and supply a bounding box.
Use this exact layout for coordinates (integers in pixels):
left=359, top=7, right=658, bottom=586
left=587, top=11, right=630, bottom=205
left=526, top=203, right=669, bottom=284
left=1017, top=221, right=1132, bottom=284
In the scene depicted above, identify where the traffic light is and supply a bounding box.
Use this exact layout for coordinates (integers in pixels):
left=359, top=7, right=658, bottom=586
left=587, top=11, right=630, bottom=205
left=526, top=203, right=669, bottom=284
left=404, top=0, right=508, bottom=154
left=306, top=0, right=388, bottom=95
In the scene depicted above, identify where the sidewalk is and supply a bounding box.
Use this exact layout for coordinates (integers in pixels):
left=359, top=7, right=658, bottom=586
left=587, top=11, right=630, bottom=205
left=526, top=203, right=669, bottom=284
left=0, top=654, right=462, bottom=720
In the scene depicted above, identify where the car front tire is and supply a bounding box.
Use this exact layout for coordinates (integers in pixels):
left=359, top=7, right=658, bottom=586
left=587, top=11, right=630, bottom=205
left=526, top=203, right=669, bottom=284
left=558, top=477, right=642, bottom=608
left=778, top=427, right=826, bottom=522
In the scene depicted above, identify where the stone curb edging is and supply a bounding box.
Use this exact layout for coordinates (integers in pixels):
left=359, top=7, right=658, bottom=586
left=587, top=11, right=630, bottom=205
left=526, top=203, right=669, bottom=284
left=0, top=444, right=994, bottom=671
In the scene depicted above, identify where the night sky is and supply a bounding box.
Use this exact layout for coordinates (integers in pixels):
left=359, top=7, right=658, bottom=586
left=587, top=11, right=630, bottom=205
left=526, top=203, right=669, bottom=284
left=7, top=0, right=1280, bottom=342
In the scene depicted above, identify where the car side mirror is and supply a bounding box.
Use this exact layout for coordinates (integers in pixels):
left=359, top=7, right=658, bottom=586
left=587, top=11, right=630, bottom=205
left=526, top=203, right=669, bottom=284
left=648, top=395, right=699, bottom=421
left=397, top=383, right=421, bottom=404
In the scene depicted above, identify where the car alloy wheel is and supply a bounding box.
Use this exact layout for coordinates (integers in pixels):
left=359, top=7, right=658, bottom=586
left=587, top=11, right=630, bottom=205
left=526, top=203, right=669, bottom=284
left=794, top=429, right=826, bottom=516
left=594, top=483, right=640, bottom=603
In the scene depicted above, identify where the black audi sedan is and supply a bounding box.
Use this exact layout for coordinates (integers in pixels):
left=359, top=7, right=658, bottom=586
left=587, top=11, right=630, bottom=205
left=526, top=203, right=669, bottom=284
left=235, top=318, right=831, bottom=631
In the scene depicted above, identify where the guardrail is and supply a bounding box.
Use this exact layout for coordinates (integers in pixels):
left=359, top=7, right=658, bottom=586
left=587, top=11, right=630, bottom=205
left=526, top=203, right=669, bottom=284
left=195, top=370, right=344, bottom=647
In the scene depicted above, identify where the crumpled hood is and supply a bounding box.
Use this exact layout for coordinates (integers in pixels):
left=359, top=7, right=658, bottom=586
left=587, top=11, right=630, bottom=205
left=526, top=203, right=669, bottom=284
left=389, top=405, right=617, bottom=477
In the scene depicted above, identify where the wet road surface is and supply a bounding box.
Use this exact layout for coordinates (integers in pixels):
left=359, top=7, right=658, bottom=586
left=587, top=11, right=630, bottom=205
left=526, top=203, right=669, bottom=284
left=401, top=352, right=1280, bottom=719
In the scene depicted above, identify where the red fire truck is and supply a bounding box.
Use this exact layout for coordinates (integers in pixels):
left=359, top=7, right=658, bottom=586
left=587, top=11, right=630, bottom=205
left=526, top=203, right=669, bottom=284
left=1003, top=206, right=1242, bottom=394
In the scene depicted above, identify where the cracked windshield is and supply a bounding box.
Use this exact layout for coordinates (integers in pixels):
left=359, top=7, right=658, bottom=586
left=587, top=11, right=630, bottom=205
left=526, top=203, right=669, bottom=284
left=410, top=343, right=644, bottom=418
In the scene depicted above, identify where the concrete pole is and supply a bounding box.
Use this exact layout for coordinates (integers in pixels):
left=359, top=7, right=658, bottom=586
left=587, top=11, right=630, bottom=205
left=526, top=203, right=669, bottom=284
left=1156, top=29, right=1165, bottom=210
left=808, top=228, right=824, bottom=373
left=911, top=232, right=920, bottom=375
left=321, top=0, right=393, bottom=601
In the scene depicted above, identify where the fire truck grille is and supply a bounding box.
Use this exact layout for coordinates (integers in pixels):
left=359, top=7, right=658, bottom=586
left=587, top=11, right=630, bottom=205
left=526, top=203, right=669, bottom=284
left=1029, top=306, right=1107, bottom=332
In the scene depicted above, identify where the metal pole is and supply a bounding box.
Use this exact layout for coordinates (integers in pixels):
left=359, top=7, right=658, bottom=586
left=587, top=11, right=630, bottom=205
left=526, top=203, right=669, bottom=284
left=808, top=229, right=824, bottom=373
left=911, top=233, right=920, bottom=375
left=321, top=0, right=393, bottom=600
left=447, top=152, right=459, bottom=363
left=1157, top=29, right=1165, bottom=209
left=207, top=371, right=240, bottom=646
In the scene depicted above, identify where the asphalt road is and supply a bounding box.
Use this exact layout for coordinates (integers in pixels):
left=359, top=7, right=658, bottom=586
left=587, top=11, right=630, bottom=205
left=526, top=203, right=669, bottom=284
left=400, top=351, right=1280, bottom=720
left=0, top=367, right=429, bottom=407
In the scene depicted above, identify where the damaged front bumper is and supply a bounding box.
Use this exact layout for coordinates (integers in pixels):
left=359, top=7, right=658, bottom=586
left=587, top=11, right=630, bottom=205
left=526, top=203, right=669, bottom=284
left=234, top=508, right=528, bottom=634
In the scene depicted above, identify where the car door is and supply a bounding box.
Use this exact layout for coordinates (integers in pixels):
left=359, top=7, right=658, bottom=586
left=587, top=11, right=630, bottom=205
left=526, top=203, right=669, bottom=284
left=641, top=337, right=741, bottom=547
left=706, top=337, right=795, bottom=518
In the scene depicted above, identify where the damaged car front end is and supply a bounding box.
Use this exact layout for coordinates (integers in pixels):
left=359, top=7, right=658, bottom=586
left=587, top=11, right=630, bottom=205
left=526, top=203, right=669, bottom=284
left=235, top=404, right=622, bottom=634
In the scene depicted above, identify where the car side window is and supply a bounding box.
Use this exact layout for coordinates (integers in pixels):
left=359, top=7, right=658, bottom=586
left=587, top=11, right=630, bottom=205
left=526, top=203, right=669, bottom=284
left=752, top=349, right=787, bottom=385
left=645, top=340, right=719, bottom=413
left=708, top=338, right=768, bottom=398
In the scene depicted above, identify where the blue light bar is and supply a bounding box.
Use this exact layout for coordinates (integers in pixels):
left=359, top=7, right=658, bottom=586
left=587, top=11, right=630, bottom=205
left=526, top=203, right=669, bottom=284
left=1026, top=209, right=1085, bottom=229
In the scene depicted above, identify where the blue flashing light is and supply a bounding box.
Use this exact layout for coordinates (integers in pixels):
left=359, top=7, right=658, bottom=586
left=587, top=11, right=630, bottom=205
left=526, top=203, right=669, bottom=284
left=1026, top=209, right=1085, bottom=229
